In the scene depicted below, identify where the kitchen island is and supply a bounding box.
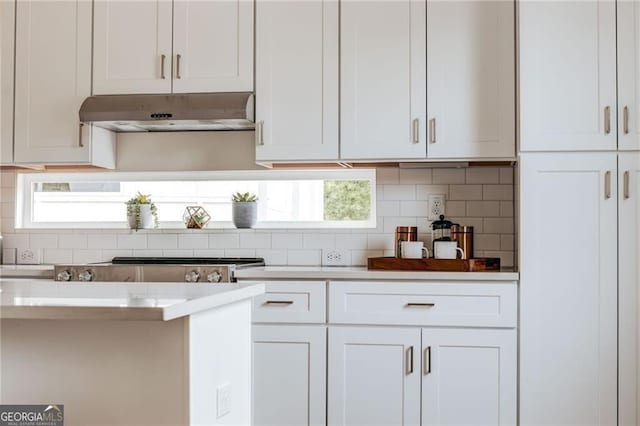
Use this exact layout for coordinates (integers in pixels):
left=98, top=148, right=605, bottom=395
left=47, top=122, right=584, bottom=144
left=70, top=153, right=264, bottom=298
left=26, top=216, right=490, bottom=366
left=0, top=279, right=264, bottom=426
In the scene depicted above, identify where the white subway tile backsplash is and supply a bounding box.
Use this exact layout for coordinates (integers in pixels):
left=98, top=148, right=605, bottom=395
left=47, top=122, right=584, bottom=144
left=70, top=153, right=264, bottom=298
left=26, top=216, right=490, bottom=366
left=466, top=201, right=500, bottom=218
left=450, top=185, right=482, bottom=200
left=117, top=234, right=147, bottom=250
left=483, top=185, right=513, bottom=201
left=2, top=248, right=16, bottom=264
left=178, top=234, right=209, bottom=249
left=335, top=234, right=367, bottom=249
left=58, top=234, right=87, bottom=249
left=87, top=234, right=117, bottom=249
left=303, top=233, right=335, bottom=249
left=399, top=168, right=432, bottom=184
left=147, top=234, right=178, bottom=250
left=367, top=234, right=395, bottom=250
left=43, top=249, right=73, bottom=264
left=240, top=233, right=271, bottom=249
left=271, top=233, right=303, bottom=249
left=209, top=233, right=239, bottom=249
left=466, top=168, right=500, bottom=184
left=29, top=234, right=58, bottom=249
left=383, top=185, right=416, bottom=201
left=287, top=249, right=321, bottom=266
left=433, top=168, right=466, bottom=184
left=400, top=201, right=429, bottom=217
left=2, top=166, right=515, bottom=267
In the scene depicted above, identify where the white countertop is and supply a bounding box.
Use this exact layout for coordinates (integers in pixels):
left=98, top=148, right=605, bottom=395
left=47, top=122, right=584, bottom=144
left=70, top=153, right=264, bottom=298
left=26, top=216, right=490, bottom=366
left=235, top=266, right=519, bottom=281
left=0, top=278, right=265, bottom=321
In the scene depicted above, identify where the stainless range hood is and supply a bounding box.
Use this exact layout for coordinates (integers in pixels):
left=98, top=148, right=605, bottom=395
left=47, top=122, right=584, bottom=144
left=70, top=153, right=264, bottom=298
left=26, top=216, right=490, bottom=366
left=79, top=93, right=255, bottom=132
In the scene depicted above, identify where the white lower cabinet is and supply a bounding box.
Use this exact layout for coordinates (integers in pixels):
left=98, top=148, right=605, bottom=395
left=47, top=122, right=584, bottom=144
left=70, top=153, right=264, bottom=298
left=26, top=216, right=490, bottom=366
left=249, top=279, right=518, bottom=426
left=328, top=327, right=422, bottom=426
left=252, top=325, right=327, bottom=426
left=421, top=328, right=517, bottom=426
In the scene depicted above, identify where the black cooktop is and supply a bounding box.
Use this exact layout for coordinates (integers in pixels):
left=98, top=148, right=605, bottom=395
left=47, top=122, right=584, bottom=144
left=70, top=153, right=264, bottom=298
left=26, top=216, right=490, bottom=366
left=111, top=257, right=265, bottom=266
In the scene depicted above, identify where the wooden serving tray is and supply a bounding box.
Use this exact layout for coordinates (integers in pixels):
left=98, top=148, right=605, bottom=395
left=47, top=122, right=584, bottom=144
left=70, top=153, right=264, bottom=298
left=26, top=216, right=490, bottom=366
left=367, top=257, right=501, bottom=272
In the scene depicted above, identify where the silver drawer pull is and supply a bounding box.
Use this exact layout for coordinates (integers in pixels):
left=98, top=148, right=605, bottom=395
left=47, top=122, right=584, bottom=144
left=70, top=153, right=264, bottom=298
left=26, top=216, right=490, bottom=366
left=424, top=346, right=431, bottom=375
left=604, top=106, right=611, bottom=135
left=264, top=300, right=294, bottom=306
left=405, top=302, right=435, bottom=308
left=406, top=346, right=414, bottom=375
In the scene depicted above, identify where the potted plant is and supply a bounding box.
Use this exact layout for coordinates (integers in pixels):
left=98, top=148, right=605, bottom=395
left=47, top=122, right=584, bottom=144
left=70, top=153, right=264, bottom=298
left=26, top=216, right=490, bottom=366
left=231, top=192, right=258, bottom=229
left=183, top=206, right=211, bottom=229
left=126, top=192, right=159, bottom=230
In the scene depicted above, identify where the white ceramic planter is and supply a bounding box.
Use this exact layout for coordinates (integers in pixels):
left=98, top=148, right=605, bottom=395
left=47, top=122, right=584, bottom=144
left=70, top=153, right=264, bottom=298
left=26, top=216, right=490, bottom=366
left=232, top=202, right=257, bottom=228
left=127, top=204, right=155, bottom=230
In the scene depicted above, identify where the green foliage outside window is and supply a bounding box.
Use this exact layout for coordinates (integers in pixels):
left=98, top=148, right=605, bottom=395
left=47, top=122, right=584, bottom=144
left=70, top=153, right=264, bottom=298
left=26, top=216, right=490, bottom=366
left=323, top=180, right=371, bottom=221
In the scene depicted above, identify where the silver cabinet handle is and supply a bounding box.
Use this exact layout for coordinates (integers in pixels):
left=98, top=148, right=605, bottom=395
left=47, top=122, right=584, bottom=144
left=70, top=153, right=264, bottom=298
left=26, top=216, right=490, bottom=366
left=604, top=106, right=611, bottom=135
left=412, top=118, right=420, bottom=144
left=605, top=171, right=612, bottom=200
left=424, top=346, right=431, bottom=375
left=78, top=123, right=84, bottom=148
left=405, top=302, right=435, bottom=308
left=161, top=54, right=166, bottom=79
left=406, top=346, right=414, bottom=375
left=263, top=300, right=294, bottom=306
left=624, top=171, right=630, bottom=200
left=624, top=106, right=630, bottom=135
left=256, top=121, right=264, bottom=146
left=176, top=54, right=182, bottom=79
left=429, top=118, right=436, bottom=144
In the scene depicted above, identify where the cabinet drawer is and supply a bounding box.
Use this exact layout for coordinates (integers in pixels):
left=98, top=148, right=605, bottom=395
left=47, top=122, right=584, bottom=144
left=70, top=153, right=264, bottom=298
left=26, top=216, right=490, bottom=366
left=252, top=281, right=326, bottom=324
left=329, top=281, right=517, bottom=328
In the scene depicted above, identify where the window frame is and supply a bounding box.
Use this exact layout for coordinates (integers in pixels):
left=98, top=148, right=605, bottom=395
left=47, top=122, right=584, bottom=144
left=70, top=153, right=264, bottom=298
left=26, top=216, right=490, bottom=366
left=16, top=169, right=377, bottom=230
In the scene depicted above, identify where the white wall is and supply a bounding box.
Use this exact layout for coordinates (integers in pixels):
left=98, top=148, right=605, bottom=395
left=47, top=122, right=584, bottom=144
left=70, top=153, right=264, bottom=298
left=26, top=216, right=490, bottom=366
left=0, top=166, right=515, bottom=267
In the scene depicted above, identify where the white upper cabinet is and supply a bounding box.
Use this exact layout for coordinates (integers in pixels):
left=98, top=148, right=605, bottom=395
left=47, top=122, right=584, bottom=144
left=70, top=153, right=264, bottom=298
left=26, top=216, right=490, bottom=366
left=1, top=0, right=14, bottom=165
left=519, top=1, right=617, bottom=151
left=93, top=0, right=173, bottom=95
left=94, top=0, right=252, bottom=95
left=422, top=328, right=517, bottom=426
left=618, top=152, right=640, bottom=425
left=618, top=0, right=640, bottom=150
left=13, top=0, right=114, bottom=167
left=255, top=0, right=338, bottom=162
left=520, top=153, right=617, bottom=426
left=172, top=0, right=253, bottom=93
left=426, top=1, right=515, bottom=159
left=340, top=0, right=426, bottom=160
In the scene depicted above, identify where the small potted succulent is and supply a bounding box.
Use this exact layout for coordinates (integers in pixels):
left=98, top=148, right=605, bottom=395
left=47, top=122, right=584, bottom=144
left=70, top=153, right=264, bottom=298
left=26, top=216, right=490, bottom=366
left=231, top=192, right=258, bottom=229
left=126, top=192, right=159, bottom=230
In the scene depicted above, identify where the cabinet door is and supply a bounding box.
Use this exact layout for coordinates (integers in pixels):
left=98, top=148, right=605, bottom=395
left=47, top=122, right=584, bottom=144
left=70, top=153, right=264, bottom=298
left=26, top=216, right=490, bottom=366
left=173, top=0, right=253, bottom=93
left=619, top=153, right=640, bottom=426
left=421, top=328, right=516, bottom=426
left=0, top=0, right=14, bottom=164
left=519, top=1, right=617, bottom=151
left=252, top=325, right=326, bottom=426
left=618, top=0, right=640, bottom=150
left=427, top=1, right=515, bottom=159
left=13, top=0, right=93, bottom=164
left=93, top=0, right=172, bottom=95
left=255, top=0, right=338, bottom=161
left=519, top=153, right=617, bottom=426
left=328, top=327, right=421, bottom=426
left=340, top=0, right=426, bottom=160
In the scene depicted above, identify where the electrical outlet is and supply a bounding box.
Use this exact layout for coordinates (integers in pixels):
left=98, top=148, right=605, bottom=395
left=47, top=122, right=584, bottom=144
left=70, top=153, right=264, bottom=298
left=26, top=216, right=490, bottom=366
left=216, top=383, right=231, bottom=418
left=17, top=248, right=41, bottom=265
left=322, top=248, right=350, bottom=266
left=428, top=194, right=446, bottom=220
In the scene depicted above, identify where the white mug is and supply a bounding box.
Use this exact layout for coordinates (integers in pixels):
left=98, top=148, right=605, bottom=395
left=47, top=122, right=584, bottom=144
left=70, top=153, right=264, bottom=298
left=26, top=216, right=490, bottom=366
left=401, top=241, right=429, bottom=259
left=433, top=241, right=465, bottom=259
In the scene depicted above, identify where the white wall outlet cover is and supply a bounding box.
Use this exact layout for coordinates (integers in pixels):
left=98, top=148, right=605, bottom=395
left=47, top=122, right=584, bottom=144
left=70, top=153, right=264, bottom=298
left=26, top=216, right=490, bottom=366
left=216, top=382, right=231, bottom=418
left=322, top=249, right=350, bottom=266
left=16, top=248, right=41, bottom=265
left=428, top=194, right=446, bottom=220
